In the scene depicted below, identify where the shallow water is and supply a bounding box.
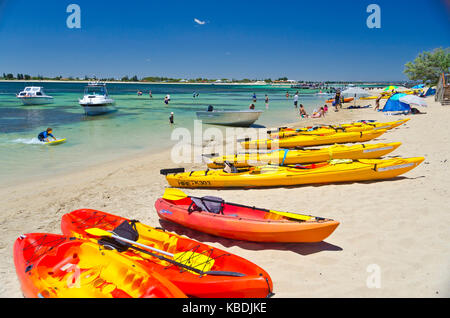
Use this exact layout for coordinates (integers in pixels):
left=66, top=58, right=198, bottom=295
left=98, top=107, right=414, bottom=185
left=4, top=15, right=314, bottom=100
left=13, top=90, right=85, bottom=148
left=0, top=82, right=329, bottom=186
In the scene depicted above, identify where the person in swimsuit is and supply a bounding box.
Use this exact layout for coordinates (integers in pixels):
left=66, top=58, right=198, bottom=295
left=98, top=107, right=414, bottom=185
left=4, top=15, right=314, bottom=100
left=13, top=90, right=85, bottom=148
left=38, top=128, right=56, bottom=142
left=249, top=103, right=255, bottom=110
left=299, top=104, right=308, bottom=118
left=169, top=112, right=174, bottom=124
left=265, top=94, right=269, bottom=109
left=252, top=93, right=257, bottom=102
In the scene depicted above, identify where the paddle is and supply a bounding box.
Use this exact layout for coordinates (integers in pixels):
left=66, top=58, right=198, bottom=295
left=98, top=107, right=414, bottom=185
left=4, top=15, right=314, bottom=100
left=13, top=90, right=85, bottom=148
left=162, top=188, right=313, bottom=221
left=85, top=228, right=245, bottom=277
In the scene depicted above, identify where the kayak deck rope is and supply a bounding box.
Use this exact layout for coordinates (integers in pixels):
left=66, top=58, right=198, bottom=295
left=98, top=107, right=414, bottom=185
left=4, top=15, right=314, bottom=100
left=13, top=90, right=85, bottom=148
left=21, top=234, right=69, bottom=266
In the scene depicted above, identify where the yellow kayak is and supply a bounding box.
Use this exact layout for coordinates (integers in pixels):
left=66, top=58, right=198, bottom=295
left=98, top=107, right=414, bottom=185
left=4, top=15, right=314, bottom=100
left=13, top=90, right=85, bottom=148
left=271, top=119, right=409, bottom=139
left=163, top=157, right=424, bottom=189
left=207, top=142, right=402, bottom=169
left=242, top=129, right=387, bottom=149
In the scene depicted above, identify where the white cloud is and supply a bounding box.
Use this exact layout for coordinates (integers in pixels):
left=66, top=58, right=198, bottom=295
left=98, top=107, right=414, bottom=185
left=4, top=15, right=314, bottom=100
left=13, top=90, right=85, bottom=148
left=194, top=18, right=206, bottom=25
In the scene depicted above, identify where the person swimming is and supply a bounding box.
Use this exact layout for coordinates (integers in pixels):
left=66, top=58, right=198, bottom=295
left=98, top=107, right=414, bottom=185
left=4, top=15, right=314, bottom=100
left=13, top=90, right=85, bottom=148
left=207, top=105, right=214, bottom=111
left=249, top=103, right=255, bottom=110
left=38, top=128, right=56, bottom=142
left=252, top=93, right=257, bottom=102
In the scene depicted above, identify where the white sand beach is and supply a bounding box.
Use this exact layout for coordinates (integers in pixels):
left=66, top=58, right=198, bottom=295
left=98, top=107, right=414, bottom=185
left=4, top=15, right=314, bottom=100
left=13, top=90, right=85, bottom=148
left=1, top=95, right=449, bottom=298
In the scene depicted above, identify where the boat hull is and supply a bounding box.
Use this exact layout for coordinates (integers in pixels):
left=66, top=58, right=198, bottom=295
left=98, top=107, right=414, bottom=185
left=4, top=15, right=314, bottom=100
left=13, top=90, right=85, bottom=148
left=18, top=97, right=54, bottom=105
left=196, top=110, right=263, bottom=127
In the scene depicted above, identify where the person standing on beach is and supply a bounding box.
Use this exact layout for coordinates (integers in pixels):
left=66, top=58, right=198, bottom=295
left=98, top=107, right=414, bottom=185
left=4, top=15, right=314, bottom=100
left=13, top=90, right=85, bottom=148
left=265, top=94, right=269, bottom=109
left=293, top=92, right=299, bottom=108
left=169, top=112, right=174, bottom=124
left=334, top=90, right=341, bottom=112
left=374, top=95, right=382, bottom=111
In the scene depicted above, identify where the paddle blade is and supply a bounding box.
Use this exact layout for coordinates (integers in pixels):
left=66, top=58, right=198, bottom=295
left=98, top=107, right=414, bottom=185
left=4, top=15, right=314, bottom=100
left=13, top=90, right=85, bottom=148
left=269, top=210, right=312, bottom=221
left=85, top=228, right=113, bottom=237
left=163, top=188, right=189, bottom=201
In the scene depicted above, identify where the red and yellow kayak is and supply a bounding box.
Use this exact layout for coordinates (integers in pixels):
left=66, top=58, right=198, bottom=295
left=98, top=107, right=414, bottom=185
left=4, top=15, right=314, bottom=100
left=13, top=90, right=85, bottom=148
left=155, top=190, right=339, bottom=243
left=61, top=209, right=274, bottom=298
left=13, top=233, right=186, bottom=298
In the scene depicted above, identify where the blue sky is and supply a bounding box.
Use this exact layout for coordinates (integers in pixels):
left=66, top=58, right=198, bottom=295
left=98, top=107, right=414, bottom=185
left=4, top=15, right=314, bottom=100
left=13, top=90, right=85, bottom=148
left=0, top=0, right=449, bottom=81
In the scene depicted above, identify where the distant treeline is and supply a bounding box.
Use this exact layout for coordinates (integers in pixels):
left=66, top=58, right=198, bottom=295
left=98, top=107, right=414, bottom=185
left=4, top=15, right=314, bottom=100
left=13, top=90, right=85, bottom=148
left=0, top=73, right=408, bottom=85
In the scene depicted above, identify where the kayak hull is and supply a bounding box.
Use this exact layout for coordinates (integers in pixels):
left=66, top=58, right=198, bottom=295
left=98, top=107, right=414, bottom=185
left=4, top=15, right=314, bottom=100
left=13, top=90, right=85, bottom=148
left=166, top=157, right=425, bottom=188
left=13, top=233, right=186, bottom=298
left=61, top=209, right=274, bottom=298
left=207, top=142, right=402, bottom=169
left=155, top=198, right=339, bottom=243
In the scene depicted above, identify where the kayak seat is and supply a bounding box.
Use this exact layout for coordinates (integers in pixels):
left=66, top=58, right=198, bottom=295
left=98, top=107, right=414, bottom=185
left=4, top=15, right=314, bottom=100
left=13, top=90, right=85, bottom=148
left=189, top=196, right=225, bottom=215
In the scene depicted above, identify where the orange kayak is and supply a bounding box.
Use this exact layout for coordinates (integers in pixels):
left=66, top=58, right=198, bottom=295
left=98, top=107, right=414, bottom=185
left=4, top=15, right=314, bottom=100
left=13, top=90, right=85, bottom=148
left=155, top=191, right=339, bottom=243
left=13, top=233, right=186, bottom=298
left=326, top=97, right=354, bottom=103
left=61, top=209, right=274, bottom=298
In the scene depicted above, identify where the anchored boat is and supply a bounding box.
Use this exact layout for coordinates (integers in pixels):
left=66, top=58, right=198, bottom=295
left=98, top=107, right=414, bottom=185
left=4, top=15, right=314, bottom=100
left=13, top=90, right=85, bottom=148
left=79, top=82, right=116, bottom=115
left=16, top=87, right=54, bottom=105
left=196, top=110, right=263, bottom=127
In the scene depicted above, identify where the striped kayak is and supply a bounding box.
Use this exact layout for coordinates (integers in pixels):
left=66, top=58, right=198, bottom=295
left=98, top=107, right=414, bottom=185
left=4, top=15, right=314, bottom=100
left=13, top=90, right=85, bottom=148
left=242, top=129, right=387, bottom=149
left=162, top=157, right=424, bottom=189
left=207, top=142, right=402, bottom=169
left=13, top=233, right=187, bottom=298
left=61, top=209, right=274, bottom=298
left=270, top=119, right=409, bottom=139
left=155, top=189, right=339, bottom=243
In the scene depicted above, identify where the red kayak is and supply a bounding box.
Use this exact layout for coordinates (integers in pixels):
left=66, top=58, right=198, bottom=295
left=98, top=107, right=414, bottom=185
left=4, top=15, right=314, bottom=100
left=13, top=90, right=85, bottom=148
left=155, top=189, right=339, bottom=243
left=61, top=209, right=274, bottom=298
left=13, top=233, right=186, bottom=298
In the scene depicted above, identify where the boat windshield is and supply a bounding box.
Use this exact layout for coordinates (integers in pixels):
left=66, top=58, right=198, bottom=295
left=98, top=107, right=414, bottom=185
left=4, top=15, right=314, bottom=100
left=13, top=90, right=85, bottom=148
left=84, top=86, right=107, bottom=96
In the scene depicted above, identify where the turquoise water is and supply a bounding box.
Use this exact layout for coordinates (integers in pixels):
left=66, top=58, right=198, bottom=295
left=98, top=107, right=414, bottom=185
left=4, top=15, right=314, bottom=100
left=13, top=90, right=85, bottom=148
left=0, top=82, right=329, bottom=186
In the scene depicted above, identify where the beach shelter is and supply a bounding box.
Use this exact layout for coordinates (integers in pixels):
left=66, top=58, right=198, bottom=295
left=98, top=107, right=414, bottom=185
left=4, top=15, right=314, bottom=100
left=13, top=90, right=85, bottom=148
left=383, top=85, right=399, bottom=92
left=341, top=87, right=370, bottom=98
left=412, top=84, right=425, bottom=89
left=399, top=95, right=427, bottom=107
left=382, top=93, right=410, bottom=113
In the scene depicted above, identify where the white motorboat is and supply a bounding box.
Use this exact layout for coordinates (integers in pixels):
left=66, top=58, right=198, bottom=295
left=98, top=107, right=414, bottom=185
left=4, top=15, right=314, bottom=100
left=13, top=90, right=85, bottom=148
left=196, top=109, right=263, bottom=127
left=79, top=82, right=116, bottom=115
left=16, top=87, right=54, bottom=105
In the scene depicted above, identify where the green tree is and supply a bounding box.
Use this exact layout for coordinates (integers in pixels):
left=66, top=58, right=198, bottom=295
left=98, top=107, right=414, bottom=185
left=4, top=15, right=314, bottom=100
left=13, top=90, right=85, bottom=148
left=404, top=47, right=450, bottom=85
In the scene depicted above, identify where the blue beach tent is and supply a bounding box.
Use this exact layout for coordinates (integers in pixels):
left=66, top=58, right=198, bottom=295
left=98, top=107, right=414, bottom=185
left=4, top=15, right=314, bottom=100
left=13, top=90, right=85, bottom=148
left=382, top=93, right=410, bottom=113
left=412, top=84, right=425, bottom=89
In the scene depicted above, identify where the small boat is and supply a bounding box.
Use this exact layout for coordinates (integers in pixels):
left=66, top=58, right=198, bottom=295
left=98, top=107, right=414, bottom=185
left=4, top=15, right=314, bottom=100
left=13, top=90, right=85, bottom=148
left=242, top=129, right=387, bottom=149
left=206, top=142, right=402, bottom=169
left=155, top=189, right=340, bottom=243
left=79, top=82, right=116, bottom=115
left=16, top=87, right=54, bottom=105
left=196, top=110, right=263, bottom=127
left=161, top=157, right=424, bottom=189
left=13, top=233, right=186, bottom=298
left=61, top=209, right=274, bottom=298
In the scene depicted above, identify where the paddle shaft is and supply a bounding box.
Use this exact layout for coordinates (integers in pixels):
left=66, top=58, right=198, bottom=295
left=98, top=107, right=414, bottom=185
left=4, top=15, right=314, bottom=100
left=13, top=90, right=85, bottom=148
left=107, top=232, right=245, bottom=277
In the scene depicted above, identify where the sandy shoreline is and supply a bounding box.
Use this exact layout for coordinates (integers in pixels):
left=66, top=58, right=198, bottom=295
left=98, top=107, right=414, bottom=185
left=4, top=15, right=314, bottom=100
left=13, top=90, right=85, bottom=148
left=1, top=95, right=449, bottom=298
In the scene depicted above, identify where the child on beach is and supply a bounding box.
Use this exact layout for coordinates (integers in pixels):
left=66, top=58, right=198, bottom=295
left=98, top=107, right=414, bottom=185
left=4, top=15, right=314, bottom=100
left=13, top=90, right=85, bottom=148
left=299, top=104, right=308, bottom=118
left=37, top=128, right=57, bottom=142
left=286, top=91, right=290, bottom=99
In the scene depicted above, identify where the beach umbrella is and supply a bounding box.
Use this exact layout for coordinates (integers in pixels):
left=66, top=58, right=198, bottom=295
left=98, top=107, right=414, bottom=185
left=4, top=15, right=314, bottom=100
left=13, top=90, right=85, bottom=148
left=341, top=87, right=370, bottom=98
left=399, top=95, right=427, bottom=107
left=383, top=85, right=399, bottom=91
left=411, top=84, right=425, bottom=89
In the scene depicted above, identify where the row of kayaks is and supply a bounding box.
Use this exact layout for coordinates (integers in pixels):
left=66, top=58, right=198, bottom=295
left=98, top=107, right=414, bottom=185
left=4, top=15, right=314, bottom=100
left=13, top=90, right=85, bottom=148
left=160, top=119, right=424, bottom=188
left=14, top=118, right=424, bottom=298
left=15, top=190, right=345, bottom=298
